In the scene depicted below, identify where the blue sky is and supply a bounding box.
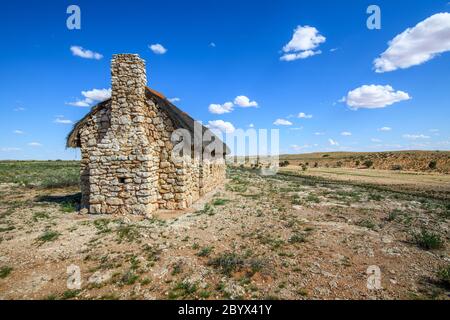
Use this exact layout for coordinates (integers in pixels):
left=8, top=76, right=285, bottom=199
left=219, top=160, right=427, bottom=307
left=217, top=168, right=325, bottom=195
left=1, top=0, right=449, bottom=160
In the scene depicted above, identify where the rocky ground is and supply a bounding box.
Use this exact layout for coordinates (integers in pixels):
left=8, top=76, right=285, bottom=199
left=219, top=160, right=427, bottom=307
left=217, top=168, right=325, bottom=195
left=0, top=167, right=449, bottom=300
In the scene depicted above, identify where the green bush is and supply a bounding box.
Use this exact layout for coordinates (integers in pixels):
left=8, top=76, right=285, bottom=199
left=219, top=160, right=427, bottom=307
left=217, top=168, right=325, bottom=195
left=413, top=230, right=444, bottom=250
left=428, top=160, right=437, bottom=170
left=363, top=160, right=374, bottom=168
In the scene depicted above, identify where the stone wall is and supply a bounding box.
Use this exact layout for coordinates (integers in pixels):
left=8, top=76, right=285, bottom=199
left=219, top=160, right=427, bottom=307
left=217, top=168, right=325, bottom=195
left=78, top=54, right=226, bottom=216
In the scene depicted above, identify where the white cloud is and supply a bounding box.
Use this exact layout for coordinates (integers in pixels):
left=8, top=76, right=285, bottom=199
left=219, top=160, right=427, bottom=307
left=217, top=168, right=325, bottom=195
left=290, top=144, right=311, bottom=151
left=28, top=142, right=42, bottom=147
left=14, top=107, right=25, bottom=112
left=341, top=131, right=352, bottom=136
left=280, top=50, right=321, bottom=61
left=280, top=25, right=326, bottom=61
left=371, top=138, right=382, bottom=143
left=248, top=123, right=254, bottom=128
left=66, top=100, right=90, bottom=107
left=0, top=147, right=21, bottom=152
left=298, top=112, right=313, bottom=119
left=342, top=85, right=411, bottom=109
left=378, top=126, right=392, bottom=132
left=328, top=139, right=339, bottom=146
left=68, top=88, right=111, bottom=107
left=13, top=130, right=24, bottom=135
left=273, top=119, right=293, bottom=126
left=209, top=42, right=216, bottom=47
left=81, top=88, right=111, bottom=102
left=403, top=134, right=430, bottom=140
left=234, top=95, right=258, bottom=108
left=54, top=116, right=73, bottom=124
left=314, top=132, right=325, bottom=136
left=209, top=102, right=234, bottom=114
left=374, top=13, right=450, bottom=72
left=149, top=43, right=167, bottom=54
left=207, top=120, right=235, bottom=133
left=290, top=127, right=303, bottom=131
left=168, top=97, right=181, bottom=103
left=70, top=46, right=103, bottom=60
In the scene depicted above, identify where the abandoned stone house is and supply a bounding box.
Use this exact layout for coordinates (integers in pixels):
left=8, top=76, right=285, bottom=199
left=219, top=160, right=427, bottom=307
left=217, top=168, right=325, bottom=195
left=67, top=54, right=227, bottom=216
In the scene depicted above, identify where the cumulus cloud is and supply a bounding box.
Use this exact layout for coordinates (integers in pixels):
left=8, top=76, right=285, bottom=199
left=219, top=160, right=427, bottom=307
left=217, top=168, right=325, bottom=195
left=378, top=126, right=392, bottom=132
left=248, top=123, right=255, bottom=128
left=168, top=97, right=181, bottom=103
left=207, top=120, right=235, bottom=133
left=1, top=147, right=21, bottom=152
left=13, top=130, right=24, bottom=135
left=290, top=144, right=311, bottom=152
left=298, top=112, right=313, bottom=119
left=341, top=131, right=352, bottom=136
left=208, top=95, right=258, bottom=114
left=314, top=132, right=325, bottom=136
left=209, top=102, right=234, bottom=115
left=374, top=13, right=450, bottom=72
left=54, top=116, right=73, bottom=124
left=273, top=119, right=293, bottom=126
left=28, top=142, right=42, bottom=147
left=81, top=88, right=111, bottom=102
left=70, top=46, right=103, bottom=60
left=403, top=134, right=430, bottom=140
left=149, top=43, right=167, bottom=54
left=280, top=25, right=326, bottom=61
left=67, top=88, right=111, bottom=107
left=328, top=139, right=339, bottom=146
left=234, top=95, right=258, bottom=108
left=342, top=85, right=411, bottom=109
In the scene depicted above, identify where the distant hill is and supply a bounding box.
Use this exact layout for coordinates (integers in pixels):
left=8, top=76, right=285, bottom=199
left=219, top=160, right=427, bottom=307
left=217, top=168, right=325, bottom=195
left=279, top=150, right=450, bottom=173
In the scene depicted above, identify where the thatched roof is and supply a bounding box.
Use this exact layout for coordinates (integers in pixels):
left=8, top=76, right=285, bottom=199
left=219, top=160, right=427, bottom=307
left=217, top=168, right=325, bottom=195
left=66, top=87, right=229, bottom=154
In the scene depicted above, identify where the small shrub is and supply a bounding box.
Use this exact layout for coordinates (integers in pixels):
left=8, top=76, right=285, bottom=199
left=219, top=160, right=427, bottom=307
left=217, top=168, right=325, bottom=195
left=428, top=160, right=437, bottom=170
left=36, top=230, right=60, bottom=244
left=363, top=160, right=374, bottom=168
left=437, top=265, right=450, bottom=288
left=289, top=233, right=306, bottom=244
left=336, top=161, right=343, bottom=168
left=413, top=230, right=444, bottom=250
left=279, top=161, right=290, bottom=167
left=357, top=219, right=376, bottom=230
left=212, top=199, right=229, bottom=206
left=314, top=162, right=318, bottom=168
left=386, top=209, right=401, bottom=222
left=208, top=252, right=245, bottom=276
left=168, top=281, right=198, bottom=299
left=121, top=270, right=139, bottom=285
left=0, top=266, right=13, bottom=279
left=197, top=246, right=213, bottom=257
left=391, top=164, right=402, bottom=171
left=62, top=289, right=80, bottom=300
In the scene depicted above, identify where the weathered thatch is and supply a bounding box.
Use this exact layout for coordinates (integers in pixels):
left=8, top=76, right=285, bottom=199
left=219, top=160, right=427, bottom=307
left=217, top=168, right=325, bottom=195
left=66, top=87, right=229, bottom=154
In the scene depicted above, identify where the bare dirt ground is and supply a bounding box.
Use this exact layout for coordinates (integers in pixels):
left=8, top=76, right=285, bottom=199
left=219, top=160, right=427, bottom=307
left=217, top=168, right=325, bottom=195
left=0, top=167, right=449, bottom=300
left=279, top=167, right=450, bottom=200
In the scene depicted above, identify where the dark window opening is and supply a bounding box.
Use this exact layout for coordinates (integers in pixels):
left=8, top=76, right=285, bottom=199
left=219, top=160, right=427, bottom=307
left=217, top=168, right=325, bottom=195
left=118, top=177, right=126, bottom=184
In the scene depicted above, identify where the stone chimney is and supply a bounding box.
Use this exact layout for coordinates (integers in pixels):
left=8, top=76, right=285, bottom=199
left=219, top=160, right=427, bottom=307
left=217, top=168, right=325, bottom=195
left=110, top=54, right=147, bottom=129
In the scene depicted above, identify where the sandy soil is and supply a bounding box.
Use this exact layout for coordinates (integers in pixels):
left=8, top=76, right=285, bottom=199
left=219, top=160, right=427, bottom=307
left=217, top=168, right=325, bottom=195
left=0, top=168, right=449, bottom=300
